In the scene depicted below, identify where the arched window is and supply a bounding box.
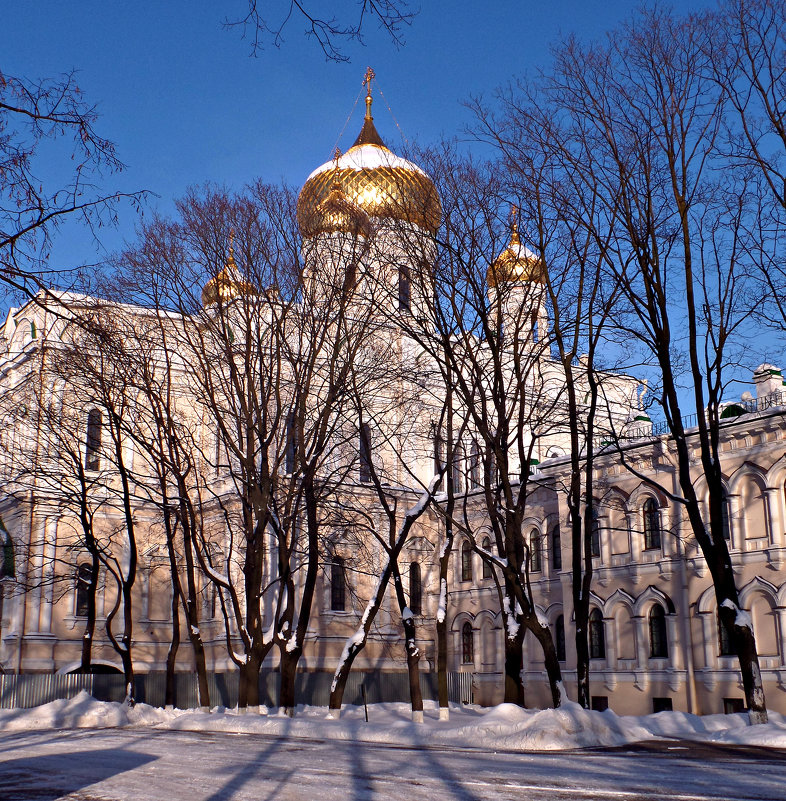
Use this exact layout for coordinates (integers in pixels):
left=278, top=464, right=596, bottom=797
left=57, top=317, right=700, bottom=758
left=331, top=557, right=346, bottom=611
left=0, top=522, right=14, bottom=580
left=555, top=615, right=566, bottom=662
left=469, top=441, right=481, bottom=489
left=590, top=508, right=601, bottom=558
left=452, top=442, right=464, bottom=493
left=398, top=265, right=411, bottom=311
left=462, top=621, right=474, bottom=664
left=589, top=608, right=605, bottom=659
left=721, top=488, right=731, bottom=541
left=649, top=605, right=668, bottom=658
left=75, top=563, right=93, bottom=618
left=285, top=411, right=297, bottom=474
left=481, top=537, right=492, bottom=579
left=359, top=423, right=372, bottom=484
left=643, top=498, right=661, bottom=550
left=461, top=541, right=472, bottom=582
left=530, top=530, right=542, bottom=573
left=343, top=261, right=357, bottom=296
left=85, top=409, right=102, bottom=471
left=718, top=609, right=734, bottom=656
left=551, top=525, right=562, bottom=571
left=433, top=430, right=444, bottom=474
left=485, top=448, right=498, bottom=488
left=409, top=562, right=422, bottom=615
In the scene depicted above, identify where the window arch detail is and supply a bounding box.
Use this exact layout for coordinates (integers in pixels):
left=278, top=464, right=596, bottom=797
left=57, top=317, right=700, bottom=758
left=589, top=608, right=605, bottom=659
left=649, top=604, right=668, bottom=658
left=461, top=621, right=474, bottom=664
left=643, top=498, right=661, bottom=550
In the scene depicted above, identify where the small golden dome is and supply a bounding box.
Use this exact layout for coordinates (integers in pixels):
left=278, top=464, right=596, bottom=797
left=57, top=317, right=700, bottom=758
left=201, top=242, right=258, bottom=307
left=487, top=226, right=547, bottom=288
left=297, top=77, right=441, bottom=238
left=310, top=181, right=372, bottom=239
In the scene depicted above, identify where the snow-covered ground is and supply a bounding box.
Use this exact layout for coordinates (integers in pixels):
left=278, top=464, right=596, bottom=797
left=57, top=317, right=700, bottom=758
left=2, top=690, right=786, bottom=751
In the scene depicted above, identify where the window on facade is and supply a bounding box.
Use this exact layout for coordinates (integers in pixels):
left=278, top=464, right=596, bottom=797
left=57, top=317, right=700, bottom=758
left=590, top=508, right=601, bottom=558
left=551, top=525, right=562, bottom=571
left=0, top=527, right=14, bottom=580
left=643, top=498, right=661, bottom=550
left=485, top=447, right=498, bottom=488
left=718, top=610, right=734, bottom=656
left=721, top=488, right=731, bottom=541
left=285, top=411, right=297, bottom=474
left=398, top=265, right=411, bottom=311
left=591, top=696, right=609, bottom=712
left=556, top=615, right=566, bottom=662
left=434, top=430, right=444, bottom=474
left=469, top=441, right=481, bottom=489
left=649, top=604, right=669, bottom=658
left=530, top=530, right=542, bottom=573
left=481, top=537, right=492, bottom=579
left=75, top=563, right=92, bottom=617
left=652, top=697, right=673, bottom=713
left=85, top=409, right=102, bottom=471
left=462, top=622, right=474, bottom=664
left=589, top=608, right=605, bottom=659
left=343, top=261, right=358, bottom=296
left=409, top=562, right=422, bottom=615
left=461, top=541, right=472, bottom=582
left=723, top=698, right=745, bottom=714
left=359, top=423, right=372, bottom=484
left=331, top=557, right=346, bottom=612
left=452, top=442, right=464, bottom=493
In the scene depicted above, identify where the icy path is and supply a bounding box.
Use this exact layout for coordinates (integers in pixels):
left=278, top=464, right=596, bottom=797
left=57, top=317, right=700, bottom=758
left=1, top=728, right=785, bottom=801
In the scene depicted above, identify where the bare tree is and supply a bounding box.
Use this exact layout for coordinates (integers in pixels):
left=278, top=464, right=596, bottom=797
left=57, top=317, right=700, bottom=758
left=0, top=69, right=143, bottom=298
left=390, top=149, right=566, bottom=708
left=522, top=7, right=769, bottom=722
left=225, top=1, right=416, bottom=61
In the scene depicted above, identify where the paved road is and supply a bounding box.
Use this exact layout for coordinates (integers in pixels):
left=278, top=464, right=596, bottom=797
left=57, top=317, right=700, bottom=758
left=0, top=728, right=784, bottom=801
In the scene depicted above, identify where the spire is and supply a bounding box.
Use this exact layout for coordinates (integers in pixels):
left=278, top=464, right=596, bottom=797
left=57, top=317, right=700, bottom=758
left=352, top=66, right=385, bottom=148
left=227, top=229, right=237, bottom=270
left=364, top=66, right=375, bottom=120
left=509, top=205, right=521, bottom=247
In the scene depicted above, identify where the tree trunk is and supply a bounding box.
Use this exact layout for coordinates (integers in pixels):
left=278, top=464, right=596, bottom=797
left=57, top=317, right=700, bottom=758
left=503, top=625, right=526, bottom=706
left=238, top=656, right=260, bottom=709
left=392, top=561, right=423, bottom=720
left=165, top=586, right=180, bottom=708
left=529, top=619, right=563, bottom=707
left=79, top=553, right=99, bottom=673
left=329, top=559, right=397, bottom=712
left=279, top=648, right=299, bottom=716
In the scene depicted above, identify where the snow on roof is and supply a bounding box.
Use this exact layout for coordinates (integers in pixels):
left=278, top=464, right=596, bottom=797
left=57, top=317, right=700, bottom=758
left=305, top=144, right=429, bottom=182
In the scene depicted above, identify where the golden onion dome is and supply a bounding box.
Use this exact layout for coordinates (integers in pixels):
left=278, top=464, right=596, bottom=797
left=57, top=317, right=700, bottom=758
left=311, top=181, right=372, bottom=239
left=297, top=77, right=442, bottom=238
left=487, top=225, right=547, bottom=288
left=201, top=240, right=259, bottom=307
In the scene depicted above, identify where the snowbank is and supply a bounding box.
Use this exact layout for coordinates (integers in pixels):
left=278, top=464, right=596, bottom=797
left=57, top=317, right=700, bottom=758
left=2, top=691, right=785, bottom=751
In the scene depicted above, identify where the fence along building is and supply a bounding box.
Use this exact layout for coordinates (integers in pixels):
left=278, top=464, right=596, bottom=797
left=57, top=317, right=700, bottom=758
left=1, top=82, right=785, bottom=716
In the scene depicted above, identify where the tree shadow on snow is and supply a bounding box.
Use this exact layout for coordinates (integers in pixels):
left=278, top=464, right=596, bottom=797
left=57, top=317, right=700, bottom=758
left=0, top=747, right=156, bottom=801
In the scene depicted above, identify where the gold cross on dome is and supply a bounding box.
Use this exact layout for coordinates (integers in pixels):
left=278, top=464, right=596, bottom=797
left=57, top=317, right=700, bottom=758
left=363, top=66, right=375, bottom=93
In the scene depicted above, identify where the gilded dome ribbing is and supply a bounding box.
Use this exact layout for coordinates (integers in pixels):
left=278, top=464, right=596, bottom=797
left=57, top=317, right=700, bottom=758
left=487, top=227, right=547, bottom=288
left=297, top=86, right=441, bottom=238
left=201, top=242, right=258, bottom=307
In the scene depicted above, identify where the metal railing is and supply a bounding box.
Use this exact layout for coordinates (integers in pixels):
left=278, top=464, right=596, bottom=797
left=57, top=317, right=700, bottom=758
left=594, top=389, right=786, bottom=452
left=0, top=669, right=473, bottom=710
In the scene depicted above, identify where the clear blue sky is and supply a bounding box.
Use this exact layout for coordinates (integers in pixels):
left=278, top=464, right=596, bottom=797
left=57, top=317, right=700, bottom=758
left=3, top=1, right=716, bottom=277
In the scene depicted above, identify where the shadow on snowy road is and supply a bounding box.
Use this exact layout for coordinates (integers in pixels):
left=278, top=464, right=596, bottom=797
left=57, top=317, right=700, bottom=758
left=0, top=746, right=156, bottom=801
